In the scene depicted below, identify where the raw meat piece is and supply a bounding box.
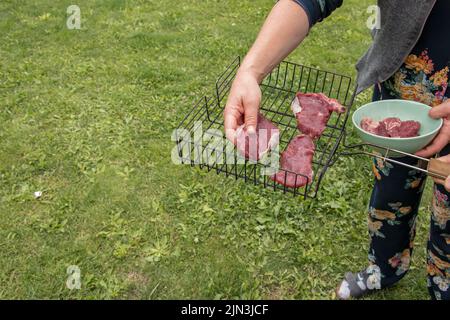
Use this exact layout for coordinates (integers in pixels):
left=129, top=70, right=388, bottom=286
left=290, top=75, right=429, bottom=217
left=360, top=117, right=421, bottom=138
left=360, top=117, right=389, bottom=136
left=270, top=135, right=315, bottom=188
left=236, top=113, right=280, bottom=161
left=382, top=117, right=402, bottom=137
left=291, top=93, right=346, bottom=139
left=398, top=120, right=421, bottom=137
left=360, top=117, right=380, bottom=134
left=269, top=92, right=341, bottom=188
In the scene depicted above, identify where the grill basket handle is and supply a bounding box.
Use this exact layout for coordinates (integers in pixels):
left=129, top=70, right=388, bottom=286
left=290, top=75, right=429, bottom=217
left=429, top=159, right=450, bottom=180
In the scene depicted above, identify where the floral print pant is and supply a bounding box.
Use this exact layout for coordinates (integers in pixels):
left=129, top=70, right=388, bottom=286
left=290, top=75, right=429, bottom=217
left=369, top=145, right=450, bottom=300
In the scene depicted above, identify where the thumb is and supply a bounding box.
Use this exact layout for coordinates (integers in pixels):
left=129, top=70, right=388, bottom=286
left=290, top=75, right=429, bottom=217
left=429, top=101, right=450, bottom=119
left=445, top=176, right=450, bottom=192
left=244, top=95, right=260, bottom=135
left=437, top=154, right=450, bottom=163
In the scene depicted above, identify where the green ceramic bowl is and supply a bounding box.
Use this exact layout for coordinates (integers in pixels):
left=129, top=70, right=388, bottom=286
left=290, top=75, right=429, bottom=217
left=352, top=99, right=443, bottom=157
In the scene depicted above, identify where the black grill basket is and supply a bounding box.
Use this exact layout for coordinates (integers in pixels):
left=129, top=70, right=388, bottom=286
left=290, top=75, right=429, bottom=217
left=175, top=57, right=357, bottom=199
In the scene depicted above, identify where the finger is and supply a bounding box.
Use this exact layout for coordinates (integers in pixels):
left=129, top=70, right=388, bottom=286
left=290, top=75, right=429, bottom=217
left=445, top=176, right=450, bottom=192
left=433, top=177, right=450, bottom=193
left=432, top=177, right=445, bottom=186
left=224, top=107, right=238, bottom=144
left=436, top=154, right=450, bottom=163
left=243, top=95, right=261, bottom=135
left=224, top=92, right=243, bottom=142
left=434, top=154, right=450, bottom=191
left=429, top=101, right=450, bottom=119
left=415, top=134, right=449, bottom=157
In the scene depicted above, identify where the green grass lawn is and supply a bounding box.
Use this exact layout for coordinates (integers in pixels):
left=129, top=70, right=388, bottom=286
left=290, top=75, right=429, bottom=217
left=0, top=0, right=433, bottom=299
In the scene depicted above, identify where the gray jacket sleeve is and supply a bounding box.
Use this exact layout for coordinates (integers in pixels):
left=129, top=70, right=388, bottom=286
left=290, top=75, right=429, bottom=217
left=292, top=0, right=343, bottom=27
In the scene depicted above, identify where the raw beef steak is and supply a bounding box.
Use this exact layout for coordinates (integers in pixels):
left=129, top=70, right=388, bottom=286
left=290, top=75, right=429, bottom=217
left=291, top=93, right=346, bottom=139
left=236, top=113, right=280, bottom=161
left=360, top=117, right=421, bottom=138
left=270, top=135, right=315, bottom=188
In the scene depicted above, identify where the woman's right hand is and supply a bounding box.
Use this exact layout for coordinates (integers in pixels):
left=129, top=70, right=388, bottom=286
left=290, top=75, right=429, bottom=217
left=224, top=69, right=262, bottom=144
left=223, top=0, right=309, bottom=144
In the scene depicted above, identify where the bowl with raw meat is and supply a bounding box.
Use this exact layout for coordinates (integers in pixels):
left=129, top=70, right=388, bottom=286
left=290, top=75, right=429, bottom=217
left=352, top=99, right=443, bottom=156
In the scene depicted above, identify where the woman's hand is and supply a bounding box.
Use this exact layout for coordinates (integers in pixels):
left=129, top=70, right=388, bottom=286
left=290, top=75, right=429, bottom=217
left=415, top=100, right=450, bottom=158
left=416, top=100, right=450, bottom=191
left=222, top=0, right=309, bottom=144
left=432, top=154, right=450, bottom=192
left=223, top=70, right=262, bottom=143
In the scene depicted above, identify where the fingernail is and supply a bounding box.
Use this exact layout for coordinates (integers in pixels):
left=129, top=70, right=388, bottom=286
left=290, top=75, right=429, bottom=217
left=247, top=126, right=256, bottom=135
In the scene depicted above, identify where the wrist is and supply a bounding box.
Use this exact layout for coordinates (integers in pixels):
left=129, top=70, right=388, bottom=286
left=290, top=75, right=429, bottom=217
left=237, top=64, right=265, bottom=84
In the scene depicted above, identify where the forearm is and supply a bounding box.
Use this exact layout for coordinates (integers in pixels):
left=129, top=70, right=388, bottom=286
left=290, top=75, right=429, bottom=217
left=239, top=0, right=309, bottom=83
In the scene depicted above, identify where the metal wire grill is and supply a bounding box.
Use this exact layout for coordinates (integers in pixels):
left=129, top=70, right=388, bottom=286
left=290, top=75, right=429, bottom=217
left=176, top=56, right=356, bottom=198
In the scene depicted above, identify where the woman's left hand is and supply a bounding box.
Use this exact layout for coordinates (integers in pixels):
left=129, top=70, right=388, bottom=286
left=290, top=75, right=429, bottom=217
left=415, top=100, right=450, bottom=158
left=415, top=100, right=450, bottom=191
left=431, top=154, right=450, bottom=192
